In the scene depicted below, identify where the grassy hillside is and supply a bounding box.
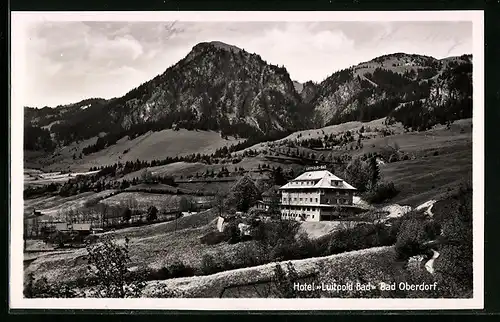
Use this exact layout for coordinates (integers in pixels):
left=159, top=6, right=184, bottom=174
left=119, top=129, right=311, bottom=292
left=24, top=190, right=117, bottom=218
left=26, top=129, right=242, bottom=172
left=98, top=191, right=211, bottom=212
left=381, top=143, right=471, bottom=207
left=24, top=209, right=244, bottom=285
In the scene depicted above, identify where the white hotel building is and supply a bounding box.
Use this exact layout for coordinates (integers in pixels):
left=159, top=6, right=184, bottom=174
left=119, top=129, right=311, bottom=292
left=279, top=167, right=357, bottom=222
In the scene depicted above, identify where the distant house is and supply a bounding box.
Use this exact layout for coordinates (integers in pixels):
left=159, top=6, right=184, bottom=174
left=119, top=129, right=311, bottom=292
left=72, top=223, right=91, bottom=233
left=255, top=200, right=269, bottom=211
left=256, top=185, right=280, bottom=211
left=55, top=222, right=69, bottom=231
left=279, top=166, right=357, bottom=222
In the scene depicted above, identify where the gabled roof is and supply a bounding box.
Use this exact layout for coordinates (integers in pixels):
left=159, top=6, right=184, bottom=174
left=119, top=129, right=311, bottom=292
left=262, top=185, right=280, bottom=197
left=279, top=170, right=357, bottom=190
left=293, top=170, right=342, bottom=181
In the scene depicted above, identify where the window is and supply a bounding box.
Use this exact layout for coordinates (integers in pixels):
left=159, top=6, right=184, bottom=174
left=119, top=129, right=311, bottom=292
left=325, top=198, right=329, bottom=203
left=309, top=198, right=312, bottom=202
left=294, top=198, right=297, bottom=201
left=315, top=198, right=318, bottom=202
left=299, top=198, right=303, bottom=202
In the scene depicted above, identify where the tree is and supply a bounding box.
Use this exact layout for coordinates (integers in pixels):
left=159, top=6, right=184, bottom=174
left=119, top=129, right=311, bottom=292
left=268, top=192, right=282, bottom=219
left=271, top=166, right=287, bottom=186
left=343, top=157, right=371, bottom=192
left=368, top=156, right=381, bottom=191
left=214, top=190, right=229, bottom=217
left=86, top=236, right=144, bottom=298
left=146, top=206, right=158, bottom=222
left=122, top=208, right=132, bottom=223
left=140, top=169, right=155, bottom=184
left=179, top=196, right=195, bottom=212
left=227, top=176, right=260, bottom=212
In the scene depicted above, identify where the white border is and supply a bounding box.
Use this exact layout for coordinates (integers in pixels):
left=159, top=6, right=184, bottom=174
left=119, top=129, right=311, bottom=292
left=10, top=10, right=484, bottom=311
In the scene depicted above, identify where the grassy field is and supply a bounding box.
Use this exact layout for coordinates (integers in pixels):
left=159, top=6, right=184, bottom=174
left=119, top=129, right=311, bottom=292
left=118, top=155, right=297, bottom=182
left=24, top=190, right=117, bottom=218
left=124, top=183, right=194, bottom=194
left=24, top=169, right=101, bottom=187
left=26, top=129, right=243, bottom=172
left=380, top=142, right=471, bottom=207
left=99, top=192, right=183, bottom=212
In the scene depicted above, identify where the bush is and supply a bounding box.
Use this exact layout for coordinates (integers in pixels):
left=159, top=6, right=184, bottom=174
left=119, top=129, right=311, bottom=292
left=234, top=242, right=265, bottom=268
left=388, top=154, right=399, bottom=163
left=199, top=230, right=226, bottom=245
left=167, top=260, right=195, bottom=278
left=200, top=254, right=223, bottom=275
left=223, top=222, right=241, bottom=244
left=327, top=223, right=394, bottom=255
left=363, top=181, right=399, bottom=204
left=24, top=273, right=80, bottom=298
left=433, top=245, right=472, bottom=297
left=394, top=219, right=429, bottom=261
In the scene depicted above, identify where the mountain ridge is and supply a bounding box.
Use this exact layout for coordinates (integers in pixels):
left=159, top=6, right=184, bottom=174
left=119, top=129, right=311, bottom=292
left=24, top=43, right=472, bottom=159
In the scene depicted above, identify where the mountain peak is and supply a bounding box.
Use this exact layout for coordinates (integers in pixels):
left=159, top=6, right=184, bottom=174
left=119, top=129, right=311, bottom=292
left=195, top=41, right=242, bottom=54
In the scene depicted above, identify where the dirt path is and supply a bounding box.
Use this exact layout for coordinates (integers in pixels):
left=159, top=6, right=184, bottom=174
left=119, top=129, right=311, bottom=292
left=424, top=249, right=440, bottom=274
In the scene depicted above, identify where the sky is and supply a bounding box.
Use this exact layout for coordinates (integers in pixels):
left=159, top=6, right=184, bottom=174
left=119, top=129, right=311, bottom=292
left=17, top=20, right=472, bottom=108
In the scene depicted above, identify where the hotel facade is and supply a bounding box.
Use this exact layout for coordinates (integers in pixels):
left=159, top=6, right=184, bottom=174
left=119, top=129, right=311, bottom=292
left=279, top=167, right=357, bottom=222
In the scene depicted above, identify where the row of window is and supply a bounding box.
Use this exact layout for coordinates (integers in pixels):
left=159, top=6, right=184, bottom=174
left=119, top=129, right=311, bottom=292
left=282, top=213, right=316, bottom=219
left=282, top=190, right=350, bottom=197
left=325, top=198, right=350, bottom=205
left=281, top=197, right=351, bottom=204
left=282, top=207, right=319, bottom=212
left=290, top=180, right=317, bottom=186
left=283, top=197, right=319, bottom=203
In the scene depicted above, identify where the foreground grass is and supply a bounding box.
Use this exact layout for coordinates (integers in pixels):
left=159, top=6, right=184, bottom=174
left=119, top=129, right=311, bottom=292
left=142, top=246, right=397, bottom=298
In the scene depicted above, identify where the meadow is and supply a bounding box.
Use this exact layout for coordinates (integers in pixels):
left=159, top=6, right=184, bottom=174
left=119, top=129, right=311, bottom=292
left=25, top=128, right=243, bottom=173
